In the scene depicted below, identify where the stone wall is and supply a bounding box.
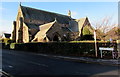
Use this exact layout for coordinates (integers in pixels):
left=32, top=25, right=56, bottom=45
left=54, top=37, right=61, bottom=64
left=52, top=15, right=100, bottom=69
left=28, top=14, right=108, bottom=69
left=23, top=23, right=29, bottom=43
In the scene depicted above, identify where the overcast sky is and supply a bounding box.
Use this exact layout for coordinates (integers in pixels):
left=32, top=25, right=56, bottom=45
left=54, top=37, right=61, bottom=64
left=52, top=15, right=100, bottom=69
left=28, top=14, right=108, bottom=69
left=0, top=2, right=118, bottom=33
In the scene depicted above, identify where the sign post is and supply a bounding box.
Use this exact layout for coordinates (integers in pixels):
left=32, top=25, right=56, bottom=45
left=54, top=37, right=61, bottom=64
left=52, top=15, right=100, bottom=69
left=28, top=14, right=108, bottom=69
left=94, top=30, right=98, bottom=57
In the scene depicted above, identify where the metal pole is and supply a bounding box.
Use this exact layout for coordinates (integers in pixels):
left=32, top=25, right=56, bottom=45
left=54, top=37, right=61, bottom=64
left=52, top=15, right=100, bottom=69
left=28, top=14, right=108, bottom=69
left=100, top=50, right=102, bottom=58
left=94, top=30, right=98, bottom=57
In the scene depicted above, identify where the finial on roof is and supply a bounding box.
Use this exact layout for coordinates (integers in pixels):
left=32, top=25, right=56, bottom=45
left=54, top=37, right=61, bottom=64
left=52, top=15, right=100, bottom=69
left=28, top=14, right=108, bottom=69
left=68, top=10, right=71, bottom=17
left=86, top=16, right=88, bottom=19
left=54, top=18, right=57, bottom=22
left=19, top=2, right=21, bottom=6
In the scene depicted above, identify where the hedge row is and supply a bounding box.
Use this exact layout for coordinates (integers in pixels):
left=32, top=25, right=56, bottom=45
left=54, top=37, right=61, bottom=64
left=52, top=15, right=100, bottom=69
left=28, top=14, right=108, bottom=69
left=10, top=42, right=117, bottom=58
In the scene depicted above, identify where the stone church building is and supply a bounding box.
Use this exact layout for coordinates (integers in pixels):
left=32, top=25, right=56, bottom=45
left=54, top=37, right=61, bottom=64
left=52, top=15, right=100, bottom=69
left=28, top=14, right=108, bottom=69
left=12, top=4, right=94, bottom=43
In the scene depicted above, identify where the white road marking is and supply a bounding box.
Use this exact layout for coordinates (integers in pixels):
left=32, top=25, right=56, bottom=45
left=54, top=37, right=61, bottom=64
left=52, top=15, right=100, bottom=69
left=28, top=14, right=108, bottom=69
left=8, top=65, right=13, bottom=68
left=75, top=71, right=90, bottom=75
left=27, top=61, right=48, bottom=67
left=37, top=54, right=79, bottom=60
left=37, top=54, right=48, bottom=57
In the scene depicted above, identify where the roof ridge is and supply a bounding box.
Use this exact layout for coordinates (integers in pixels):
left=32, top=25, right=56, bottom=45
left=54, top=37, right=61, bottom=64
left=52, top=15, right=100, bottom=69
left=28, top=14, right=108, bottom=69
left=21, top=5, right=71, bottom=18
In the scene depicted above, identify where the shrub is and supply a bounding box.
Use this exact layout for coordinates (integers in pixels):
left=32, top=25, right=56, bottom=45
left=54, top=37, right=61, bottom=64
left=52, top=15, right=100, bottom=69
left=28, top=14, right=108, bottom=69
left=2, top=38, right=13, bottom=45
left=81, top=35, right=94, bottom=40
left=10, top=43, right=16, bottom=49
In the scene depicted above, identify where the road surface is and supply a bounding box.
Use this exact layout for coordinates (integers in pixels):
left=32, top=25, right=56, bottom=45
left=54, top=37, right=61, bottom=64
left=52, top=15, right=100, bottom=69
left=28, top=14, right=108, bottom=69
left=2, top=49, right=120, bottom=77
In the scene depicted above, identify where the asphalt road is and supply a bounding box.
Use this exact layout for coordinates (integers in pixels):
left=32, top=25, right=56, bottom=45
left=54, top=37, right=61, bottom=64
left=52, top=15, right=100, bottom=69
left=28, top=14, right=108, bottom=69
left=2, top=49, right=120, bottom=77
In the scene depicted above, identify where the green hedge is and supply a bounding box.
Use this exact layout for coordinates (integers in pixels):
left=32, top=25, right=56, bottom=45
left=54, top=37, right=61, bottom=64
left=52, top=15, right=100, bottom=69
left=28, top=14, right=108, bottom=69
left=9, top=42, right=117, bottom=58
left=12, top=42, right=96, bottom=57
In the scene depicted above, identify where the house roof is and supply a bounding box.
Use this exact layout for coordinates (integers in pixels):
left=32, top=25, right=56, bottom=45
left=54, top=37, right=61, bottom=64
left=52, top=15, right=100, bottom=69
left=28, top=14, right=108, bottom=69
left=61, top=27, right=72, bottom=32
left=25, top=23, right=40, bottom=29
left=23, top=22, right=39, bottom=36
left=4, top=33, right=11, bottom=38
left=77, top=17, right=93, bottom=31
left=35, top=21, right=56, bottom=39
left=76, top=17, right=87, bottom=28
left=33, top=21, right=72, bottom=41
left=20, top=5, right=72, bottom=25
left=105, top=27, right=120, bottom=40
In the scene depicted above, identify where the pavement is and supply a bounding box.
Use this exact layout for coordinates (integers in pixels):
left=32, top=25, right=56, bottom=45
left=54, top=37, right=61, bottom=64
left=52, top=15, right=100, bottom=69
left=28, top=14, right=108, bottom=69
left=36, top=53, right=120, bottom=66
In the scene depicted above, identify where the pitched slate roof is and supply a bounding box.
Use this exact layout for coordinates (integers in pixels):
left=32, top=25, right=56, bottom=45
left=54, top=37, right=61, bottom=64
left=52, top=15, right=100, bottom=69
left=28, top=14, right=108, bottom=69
left=25, top=23, right=40, bottom=29
left=4, top=33, right=11, bottom=38
left=33, top=21, right=72, bottom=41
left=77, top=17, right=87, bottom=28
left=61, top=27, right=72, bottom=32
left=77, top=17, right=93, bottom=31
left=20, top=5, right=72, bottom=25
left=34, top=21, right=56, bottom=40
left=105, top=27, right=119, bottom=40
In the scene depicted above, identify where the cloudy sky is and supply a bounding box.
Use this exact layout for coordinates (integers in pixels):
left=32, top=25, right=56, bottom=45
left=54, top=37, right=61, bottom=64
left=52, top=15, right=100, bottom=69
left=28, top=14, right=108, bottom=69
left=0, top=2, right=118, bottom=33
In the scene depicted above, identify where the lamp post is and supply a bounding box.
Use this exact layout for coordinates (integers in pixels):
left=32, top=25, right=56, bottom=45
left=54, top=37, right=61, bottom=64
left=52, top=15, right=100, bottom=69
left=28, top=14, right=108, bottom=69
left=94, top=30, right=98, bottom=57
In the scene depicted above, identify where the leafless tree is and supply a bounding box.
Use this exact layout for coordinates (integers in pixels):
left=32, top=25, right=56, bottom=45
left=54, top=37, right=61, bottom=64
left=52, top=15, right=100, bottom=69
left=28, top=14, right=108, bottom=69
left=93, top=16, right=116, bottom=33
left=92, top=16, right=117, bottom=40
